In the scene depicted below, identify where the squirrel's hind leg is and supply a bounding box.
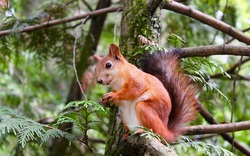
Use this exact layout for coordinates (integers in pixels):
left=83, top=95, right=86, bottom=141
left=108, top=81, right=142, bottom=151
left=135, top=101, right=176, bottom=143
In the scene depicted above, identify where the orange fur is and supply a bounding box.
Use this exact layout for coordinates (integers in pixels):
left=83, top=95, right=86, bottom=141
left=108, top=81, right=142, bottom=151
left=94, top=43, right=198, bottom=143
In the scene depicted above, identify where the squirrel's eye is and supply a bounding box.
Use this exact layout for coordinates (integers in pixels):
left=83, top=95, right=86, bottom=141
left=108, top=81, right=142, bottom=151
left=105, top=62, right=112, bottom=69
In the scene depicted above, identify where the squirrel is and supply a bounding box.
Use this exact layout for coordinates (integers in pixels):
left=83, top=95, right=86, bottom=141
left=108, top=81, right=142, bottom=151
left=93, top=43, right=199, bottom=143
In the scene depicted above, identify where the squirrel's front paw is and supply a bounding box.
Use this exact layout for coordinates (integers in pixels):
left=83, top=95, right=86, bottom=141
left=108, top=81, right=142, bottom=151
left=102, top=92, right=115, bottom=102
left=99, top=100, right=111, bottom=107
left=101, top=92, right=115, bottom=104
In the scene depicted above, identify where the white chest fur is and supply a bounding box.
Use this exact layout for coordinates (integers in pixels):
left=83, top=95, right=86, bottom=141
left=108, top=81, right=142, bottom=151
left=119, top=100, right=140, bottom=131
left=119, top=92, right=149, bottom=131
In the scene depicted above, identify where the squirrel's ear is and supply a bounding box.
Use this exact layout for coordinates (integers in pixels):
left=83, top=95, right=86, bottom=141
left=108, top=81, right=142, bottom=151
left=93, top=54, right=102, bottom=62
left=109, top=43, right=122, bottom=60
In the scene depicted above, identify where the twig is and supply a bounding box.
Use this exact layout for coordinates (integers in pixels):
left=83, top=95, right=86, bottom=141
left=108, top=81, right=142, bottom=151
left=210, top=0, right=228, bottom=44
left=210, top=57, right=250, bottom=79
left=0, top=6, right=123, bottom=37
left=213, top=94, right=226, bottom=120
left=236, top=75, right=250, bottom=81
left=65, top=21, right=83, bottom=29
left=163, top=1, right=250, bottom=45
left=78, top=137, right=94, bottom=152
left=210, top=74, right=250, bottom=81
left=72, top=17, right=89, bottom=100
left=230, top=56, right=243, bottom=152
left=231, top=56, right=244, bottom=123
left=81, top=0, right=93, bottom=11
left=226, top=27, right=250, bottom=44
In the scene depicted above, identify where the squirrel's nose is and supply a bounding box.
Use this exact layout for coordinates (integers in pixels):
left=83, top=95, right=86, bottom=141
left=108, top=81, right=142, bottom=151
left=97, top=79, right=102, bottom=84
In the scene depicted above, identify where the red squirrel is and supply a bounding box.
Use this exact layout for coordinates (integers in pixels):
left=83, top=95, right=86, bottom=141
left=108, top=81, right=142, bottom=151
left=94, top=43, right=199, bottom=143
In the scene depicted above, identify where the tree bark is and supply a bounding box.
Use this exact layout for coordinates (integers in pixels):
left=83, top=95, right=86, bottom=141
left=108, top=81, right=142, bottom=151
left=181, top=45, right=250, bottom=57
left=119, top=0, right=162, bottom=59
left=121, top=135, right=178, bottom=156
left=184, top=121, right=250, bottom=135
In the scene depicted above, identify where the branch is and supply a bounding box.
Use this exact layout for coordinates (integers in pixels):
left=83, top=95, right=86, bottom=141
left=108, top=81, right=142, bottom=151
left=211, top=75, right=250, bottom=81
left=139, top=35, right=250, bottom=57
left=180, top=45, right=250, bottom=57
left=163, top=1, right=250, bottom=45
left=199, top=104, right=250, bottom=155
left=210, top=57, right=250, bottom=79
left=184, top=121, right=250, bottom=135
left=77, top=137, right=94, bottom=153
left=226, top=27, right=250, bottom=44
left=236, top=75, right=250, bottom=81
left=122, top=135, right=178, bottom=156
left=0, top=6, right=122, bottom=37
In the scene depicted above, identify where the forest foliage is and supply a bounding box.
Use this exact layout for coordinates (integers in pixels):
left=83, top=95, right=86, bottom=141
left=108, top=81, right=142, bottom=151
left=0, top=0, right=250, bottom=155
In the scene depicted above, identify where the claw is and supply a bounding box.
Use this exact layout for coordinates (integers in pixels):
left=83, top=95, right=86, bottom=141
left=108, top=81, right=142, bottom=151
left=99, top=100, right=111, bottom=107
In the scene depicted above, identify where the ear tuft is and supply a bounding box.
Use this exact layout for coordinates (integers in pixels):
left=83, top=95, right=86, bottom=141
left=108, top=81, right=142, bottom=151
left=109, top=43, right=121, bottom=60
left=109, top=43, right=119, bottom=52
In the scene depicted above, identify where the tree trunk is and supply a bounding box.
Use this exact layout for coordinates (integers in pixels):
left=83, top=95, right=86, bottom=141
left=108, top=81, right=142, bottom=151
left=105, top=0, right=177, bottom=155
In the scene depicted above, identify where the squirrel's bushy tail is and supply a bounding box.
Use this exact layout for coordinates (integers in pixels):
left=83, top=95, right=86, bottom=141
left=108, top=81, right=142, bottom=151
left=140, top=49, right=199, bottom=137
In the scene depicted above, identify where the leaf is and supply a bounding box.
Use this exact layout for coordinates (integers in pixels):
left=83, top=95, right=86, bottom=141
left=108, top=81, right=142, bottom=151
left=178, top=137, right=236, bottom=156
left=41, top=129, right=77, bottom=144
left=0, top=117, right=24, bottom=135
left=0, top=106, right=78, bottom=147
left=18, top=124, right=45, bottom=148
left=182, top=57, right=230, bottom=104
left=167, top=34, right=185, bottom=47
left=63, top=100, right=106, bottom=113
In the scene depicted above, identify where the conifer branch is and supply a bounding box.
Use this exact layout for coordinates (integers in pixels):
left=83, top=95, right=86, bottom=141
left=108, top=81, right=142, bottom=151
left=0, top=6, right=122, bottom=37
